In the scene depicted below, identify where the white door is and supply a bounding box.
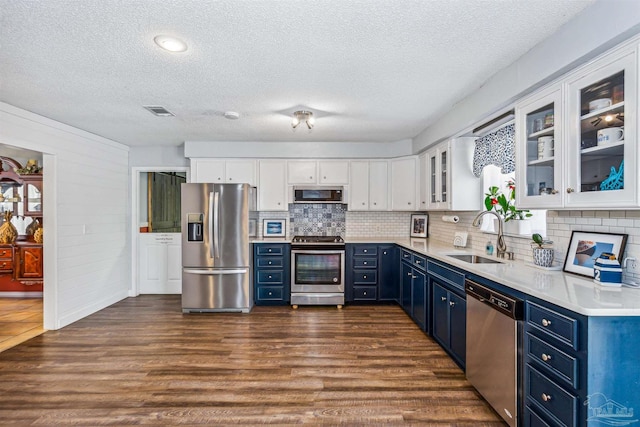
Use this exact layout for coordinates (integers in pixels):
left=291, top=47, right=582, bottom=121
left=349, top=161, right=369, bottom=210
left=139, top=233, right=182, bottom=294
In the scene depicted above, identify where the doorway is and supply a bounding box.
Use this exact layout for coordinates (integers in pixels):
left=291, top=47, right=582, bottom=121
left=131, top=167, right=188, bottom=296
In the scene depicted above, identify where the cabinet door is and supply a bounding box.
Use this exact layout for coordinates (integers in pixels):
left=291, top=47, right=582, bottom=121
left=225, top=160, right=256, bottom=186
left=258, top=160, right=287, bottom=211
left=318, top=160, right=349, bottom=184
left=191, top=159, right=225, bottom=183
left=411, top=269, right=427, bottom=331
left=369, top=161, right=388, bottom=210
left=401, top=262, right=412, bottom=314
left=426, top=149, right=441, bottom=209
left=390, top=157, right=417, bottom=211
left=449, top=291, right=466, bottom=366
left=349, top=161, right=369, bottom=210
left=17, top=246, right=43, bottom=279
left=378, top=245, right=398, bottom=301
left=287, top=161, right=316, bottom=184
left=566, top=50, right=637, bottom=208
left=432, top=281, right=450, bottom=348
left=516, top=86, right=564, bottom=208
left=438, top=147, right=450, bottom=209
left=418, top=153, right=428, bottom=210
left=138, top=233, right=182, bottom=294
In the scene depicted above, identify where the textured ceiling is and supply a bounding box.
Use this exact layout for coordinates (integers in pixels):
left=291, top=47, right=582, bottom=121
left=0, top=0, right=594, bottom=147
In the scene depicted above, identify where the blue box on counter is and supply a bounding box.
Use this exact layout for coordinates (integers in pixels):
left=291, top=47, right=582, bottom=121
left=594, top=252, right=622, bottom=287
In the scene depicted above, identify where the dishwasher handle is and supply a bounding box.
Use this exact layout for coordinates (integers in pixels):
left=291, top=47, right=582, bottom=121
left=465, top=279, right=523, bottom=320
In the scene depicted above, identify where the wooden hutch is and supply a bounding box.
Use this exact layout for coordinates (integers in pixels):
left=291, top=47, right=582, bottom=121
left=0, top=156, right=43, bottom=293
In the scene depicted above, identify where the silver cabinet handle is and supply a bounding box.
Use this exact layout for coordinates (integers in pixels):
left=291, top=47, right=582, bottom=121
left=268, top=275, right=272, bottom=279
left=551, top=189, right=558, bottom=194
left=407, top=272, right=412, bottom=276
left=566, top=188, right=575, bottom=193
left=268, top=292, right=272, bottom=296
left=268, top=261, right=272, bottom=265
left=363, top=261, right=368, bottom=265
left=363, top=291, right=367, bottom=295
left=412, top=275, right=417, bottom=279
left=441, top=296, right=447, bottom=301
left=541, top=318, right=552, bottom=327
left=449, top=301, right=455, bottom=307
left=541, top=353, right=552, bottom=362
left=363, top=249, right=367, bottom=253
left=541, top=393, right=552, bottom=402
left=363, top=275, right=367, bottom=279
left=383, top=251, right=387, bottom=255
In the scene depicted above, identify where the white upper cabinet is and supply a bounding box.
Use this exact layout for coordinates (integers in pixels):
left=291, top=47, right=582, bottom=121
left=348, top=160, right=388, bottom=211
left=565, top=47, right=637, bottom=208
left=318, top=160, right=349, bottom=184
left=418, top=153, right=429, bottom=210
left=287, top=160, right=316, bottom=184
left=287, top=160, right=349, bottom=185
left=390, top=156, right=418, bottom=211
left=191, top=159, right=256, bottom=186
left=425, top=138, right=480, bottom=211
left=515, top=43, right=638, bottom=209
left=258, top=160, right=287, bottom=211
left=516, top=84, right=564, bottom=208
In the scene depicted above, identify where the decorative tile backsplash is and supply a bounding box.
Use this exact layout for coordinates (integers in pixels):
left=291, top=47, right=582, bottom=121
left=289, top=203, right=346, bottom=236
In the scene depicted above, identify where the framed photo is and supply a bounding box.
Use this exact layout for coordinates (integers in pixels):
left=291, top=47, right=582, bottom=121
left=263, top=219, right=286, bottom=237
left=563, top=231, right=627, bottom=278
left=410, top=214, right=428, bottom=238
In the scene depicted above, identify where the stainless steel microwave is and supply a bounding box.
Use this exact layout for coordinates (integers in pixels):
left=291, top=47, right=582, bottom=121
left=293, top=186, right=344, bottom=203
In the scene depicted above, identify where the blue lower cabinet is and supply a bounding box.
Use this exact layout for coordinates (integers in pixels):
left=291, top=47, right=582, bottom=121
left=401, top=261, right=412, bottom=314
left=400, top=253, right=428, bottom=333
left=253, top=243, right=290, bottom=305
left=346, top=244, right=397, bottom=303
left=379, top=245, right=399, bottom=301
left=431, top=279, right=466, bottom=369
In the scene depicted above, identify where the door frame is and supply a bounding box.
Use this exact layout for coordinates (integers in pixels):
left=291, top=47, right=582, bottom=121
left=130, top=166, right=189, bottom=296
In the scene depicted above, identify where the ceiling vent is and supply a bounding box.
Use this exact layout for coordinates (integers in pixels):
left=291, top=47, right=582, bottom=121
left=143, top=105, right=175, bottom=117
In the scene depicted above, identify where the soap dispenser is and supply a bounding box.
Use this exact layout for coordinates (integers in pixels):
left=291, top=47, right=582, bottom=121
left=486, top=240, right=494, bottom=256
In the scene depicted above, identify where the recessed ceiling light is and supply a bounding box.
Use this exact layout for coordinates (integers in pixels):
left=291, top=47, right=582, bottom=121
left=154, top=35, right=188, bottom=53
left=224, top=111, right=240, bottom=120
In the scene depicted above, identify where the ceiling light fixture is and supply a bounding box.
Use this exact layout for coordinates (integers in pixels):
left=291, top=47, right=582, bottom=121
left=224, top=111, right=240, bottom=120
left=291, top=110, right=315, bottom=129
left=154, top=35, right=188, bottom=52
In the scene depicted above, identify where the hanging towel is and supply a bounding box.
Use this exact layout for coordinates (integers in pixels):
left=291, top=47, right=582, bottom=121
left=472, top=123, right=515, bottom=177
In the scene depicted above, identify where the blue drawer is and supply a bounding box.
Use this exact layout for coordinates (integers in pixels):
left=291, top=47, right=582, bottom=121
left=525, top=405, right=553, bottom=427
left=353, top=257, right=377, bottom=268
left=257, top=286, right=284, bottom=301
left=400, top=249, right=413, bottom=263
left=256, top=270, right=284, bottom=284
left=256, top=245, right=284, bottom=256
left=413, top=254, right=426, bottom=271
left=353, top=270, right=377, bottom=284
left=353, top=245, right=377, bottom=256
left=353, top=286, right=377, bottom=300
left=526, top=364, right=578, bottom=427
left=527, top=302, right=579, bottom=350
left=256, top=257, right=284, bottom=268
left=526, top=332, right=578, bottom=388
left=427, top=259, right=464, bottom=291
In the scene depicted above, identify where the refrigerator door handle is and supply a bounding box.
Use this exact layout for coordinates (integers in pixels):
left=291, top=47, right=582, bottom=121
left=183, top=268, right=248, bottom=275
left=213, top=191, right=220, bottom=258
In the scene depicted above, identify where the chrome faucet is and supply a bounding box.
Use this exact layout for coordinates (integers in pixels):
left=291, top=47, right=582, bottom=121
left=472, top=211, right=509, bottom=259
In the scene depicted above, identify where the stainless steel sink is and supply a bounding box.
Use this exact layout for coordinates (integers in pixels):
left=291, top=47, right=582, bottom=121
left=446, top=254, right=503, bottom=264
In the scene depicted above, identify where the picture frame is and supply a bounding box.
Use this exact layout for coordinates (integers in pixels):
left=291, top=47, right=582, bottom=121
left=563, top=231, right=627, bottom=278
left=263, top=219, right=286, bottom=237
left=410, top=214, right=428, bottom=238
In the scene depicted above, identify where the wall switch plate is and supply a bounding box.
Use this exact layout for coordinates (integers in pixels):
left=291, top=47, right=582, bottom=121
left=453, top=231, right=468, bottom=248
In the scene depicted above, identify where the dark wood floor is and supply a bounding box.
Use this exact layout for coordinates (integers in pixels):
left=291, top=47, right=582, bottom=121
left=0, top=295, right=505, bottom=425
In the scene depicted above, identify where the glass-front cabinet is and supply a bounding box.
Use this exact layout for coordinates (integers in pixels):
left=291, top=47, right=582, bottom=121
left=566, top=49, right=637, bottom=208
left=516, top=85, right=564, bottom=208
left=427, top=145, right=449, bottom=210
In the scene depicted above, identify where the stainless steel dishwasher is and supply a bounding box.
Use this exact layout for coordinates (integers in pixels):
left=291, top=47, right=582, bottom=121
left=465, top=279, right=523, bottom=427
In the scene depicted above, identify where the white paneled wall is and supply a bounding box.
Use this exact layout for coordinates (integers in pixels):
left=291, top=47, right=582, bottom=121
left=0, top=102, right=129, bottom=329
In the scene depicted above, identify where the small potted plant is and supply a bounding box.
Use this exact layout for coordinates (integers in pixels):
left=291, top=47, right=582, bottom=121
left=531, top=233, right=554, bottom=267
left=484, top=180, right=532, bottom=234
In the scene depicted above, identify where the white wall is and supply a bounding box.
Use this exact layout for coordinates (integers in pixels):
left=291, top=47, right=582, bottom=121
left=0, top=102, right=130, bottom=330
left=129, top=145, right=189, bottom=167
left=413, top=0, right=640, bottom=151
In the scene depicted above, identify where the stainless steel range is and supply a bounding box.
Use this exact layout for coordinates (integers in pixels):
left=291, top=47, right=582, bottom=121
left=290, top=235, right=345, bottom=308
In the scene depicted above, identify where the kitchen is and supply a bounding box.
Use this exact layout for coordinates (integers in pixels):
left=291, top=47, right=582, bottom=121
left=1, top=1, right=640, bottom=425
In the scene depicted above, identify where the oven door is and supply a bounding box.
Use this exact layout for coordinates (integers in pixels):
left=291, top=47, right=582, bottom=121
left=291, top=249, right=345, bottom=293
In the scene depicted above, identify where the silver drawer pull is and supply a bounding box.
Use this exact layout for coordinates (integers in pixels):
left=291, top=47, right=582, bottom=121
left=268, top=292, right=272, bottom=296
left=268, top=275, right=272, bottom=279
left=541, top=393, right=552, bottom=402
left=363, top=249, right=367, bottom=253
left=268, top=261, right=272, bottom=265
left=541, top=318, right=552, bottom=327
left=408, top=272, right=412, bottom=276
left=441, top=296, right=447, bottom=301
left=541, top=353, right=552, bottom=362
left=363, top=291, right=367, bottom=295
left=449, top=301, right=455, bottom=307
left=363, top=261, right=368, bottom=265
left=363, top=275, right=367, bottom=279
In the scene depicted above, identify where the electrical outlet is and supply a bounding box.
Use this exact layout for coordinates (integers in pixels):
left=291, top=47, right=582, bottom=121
left=623, top=255, right=639, bottom=273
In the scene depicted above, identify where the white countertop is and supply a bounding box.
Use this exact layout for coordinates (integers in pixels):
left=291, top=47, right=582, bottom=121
left=253, top=237, right=640, bottom=316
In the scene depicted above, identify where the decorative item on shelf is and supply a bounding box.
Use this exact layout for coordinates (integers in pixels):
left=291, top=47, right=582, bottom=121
left=531, top=233, right=554, bottom=268
left=0, top=211, right=18, bottom=244
left=600, top=160, right=624, bottom=191
left=33, top=226, right=43, bottom=243
left=25, top=218, right=41, bottom=236
left=484, top=180, right=532, bottom=231
left=593, top=252, right=622, bottom=287
left=15, top=159, right=42, bottom=175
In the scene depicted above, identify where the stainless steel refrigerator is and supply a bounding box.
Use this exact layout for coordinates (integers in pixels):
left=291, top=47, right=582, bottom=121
left=181, top=183, right=255, bottom=313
